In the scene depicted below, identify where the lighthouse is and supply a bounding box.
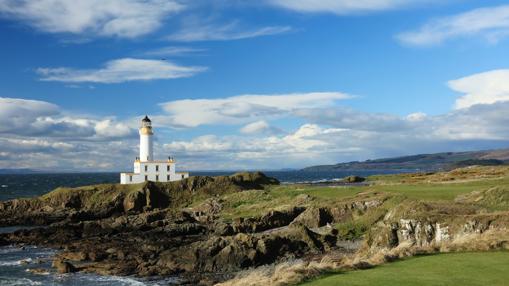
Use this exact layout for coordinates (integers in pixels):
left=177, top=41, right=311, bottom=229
left=120, top=116, right=189, bottom=184
left=139, top=116, right=153, bottom=162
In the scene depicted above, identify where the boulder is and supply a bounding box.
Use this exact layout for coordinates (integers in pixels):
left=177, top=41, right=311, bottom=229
left=52, top=258, right=77, bottom=273
left=291, top=207, right=333, bottom=228
left=343, top=176, right=366, bottom=183
left=232, top=207, right=305, bottom=233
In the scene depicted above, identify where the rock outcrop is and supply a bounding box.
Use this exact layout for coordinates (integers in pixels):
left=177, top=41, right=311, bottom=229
left=3, top=169, right=508, bottom=286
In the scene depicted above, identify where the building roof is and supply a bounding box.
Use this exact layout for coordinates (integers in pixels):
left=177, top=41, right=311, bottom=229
left=135, top=160, right=175, bottom=163
left=142, top=115, right=151, bottom=122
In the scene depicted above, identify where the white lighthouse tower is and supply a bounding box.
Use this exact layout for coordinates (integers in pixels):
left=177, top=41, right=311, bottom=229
left=120, top=116, right=189, bottom=184
left=139, top=116, right=154, bottom=162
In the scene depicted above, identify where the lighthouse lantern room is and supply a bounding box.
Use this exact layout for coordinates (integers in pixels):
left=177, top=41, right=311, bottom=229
left=120, top=116, right=189, bottom=184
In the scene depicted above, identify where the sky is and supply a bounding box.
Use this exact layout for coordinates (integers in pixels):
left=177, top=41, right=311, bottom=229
left=1, top=0, right=509, bottom=172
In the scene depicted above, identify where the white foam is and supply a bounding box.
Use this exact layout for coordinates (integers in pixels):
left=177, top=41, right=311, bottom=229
left=102, top=276, right=147, bottom=286
left=0, top=277, right=42, bottom=285
left=72, top=274, right=148, bottom=286
left=0, top=258, right=32, bottom=266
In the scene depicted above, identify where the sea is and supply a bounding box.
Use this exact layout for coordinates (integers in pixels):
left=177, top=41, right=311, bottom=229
left=0, top=169, right=410, bottom=286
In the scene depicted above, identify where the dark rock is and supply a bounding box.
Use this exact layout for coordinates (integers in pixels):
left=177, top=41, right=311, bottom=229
left=344, top=176, right=366, bottom=183
left=291, top=207, right=333, bottom=228
left=232, top=207, right=305, bottom=233
left=52, top=258, right=77, bottom=273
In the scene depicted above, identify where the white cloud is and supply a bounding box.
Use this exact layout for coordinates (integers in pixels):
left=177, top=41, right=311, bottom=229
left=166, top=135, right=234, bottom=153
left=93, top=119, right=133, bottom=138
left=163, top=101, right=509, bottom=170
left=37, top=58, right=207, bottom=83
left=0, top=97, right=136, bottom=139
left=0, top=97, right=59, bottom=133
left=3, top=138, right=74, bottom=151
left=266, top=0, right=429, bottom=14
left=294, top=106, right=407, bottom=132
left=6, top=67, right=509, bottom=171
left=0, top=0, right=184, bottom=38
left=167, top=20, right=292, bottom=42
left=397, top=5, right=509, bottom=46
left=406, top=112, right=427, bottom=122
left=240, top=120, right=271, bottom=134
left=143, top=46, right=206, bottom=57
left=449, top=69, right=509, bottom=109
left=0, top=97, right=141, bottom=171
left=164, top=124, right=356, bottom=169
left=159, top=92, right=351, bottom=127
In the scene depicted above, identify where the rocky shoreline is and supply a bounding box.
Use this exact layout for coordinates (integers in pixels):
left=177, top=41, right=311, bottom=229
left=0, top=172, right=367, bottom=285
left=2, top=168, right=509, bottom=285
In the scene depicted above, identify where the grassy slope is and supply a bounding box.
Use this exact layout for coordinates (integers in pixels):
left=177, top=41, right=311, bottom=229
left=301, top=251, right=509, bottom=286
left=211, top=166, right=509, bottom=286
left=216, top=166, right=509, bottom=220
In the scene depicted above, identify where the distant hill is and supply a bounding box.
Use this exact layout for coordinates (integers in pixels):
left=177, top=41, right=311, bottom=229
left=302, top=149, right=509, bottom=172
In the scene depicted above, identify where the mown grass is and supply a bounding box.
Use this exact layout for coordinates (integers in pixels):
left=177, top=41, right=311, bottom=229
left=301, top=251, right=509, bottom=286
left=372, top=178, right=509, bottom=201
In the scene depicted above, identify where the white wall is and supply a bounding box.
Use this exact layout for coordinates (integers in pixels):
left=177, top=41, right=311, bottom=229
left=121, top=162, right=188, bottom=184
left=139, top=134, right=153, bottom=162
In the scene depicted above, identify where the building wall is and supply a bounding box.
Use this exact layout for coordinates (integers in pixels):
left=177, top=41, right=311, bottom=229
left=120, top=161, right=189, bottom=184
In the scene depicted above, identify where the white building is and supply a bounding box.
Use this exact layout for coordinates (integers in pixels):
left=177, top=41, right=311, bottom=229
left=120, top=116, right=189, bottom=184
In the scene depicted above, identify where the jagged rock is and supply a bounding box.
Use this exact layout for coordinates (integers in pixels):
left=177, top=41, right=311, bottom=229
left=0, top=172, right=279, bottom=227
left=61, top=251, right=88, bottom=261
left=123, top=189, right=147, bottom=213
left=232, top=207, right=305, bottom=233
left=291, top=207, right=333, bottom=228
left=52, top=258, right=77, bottom=273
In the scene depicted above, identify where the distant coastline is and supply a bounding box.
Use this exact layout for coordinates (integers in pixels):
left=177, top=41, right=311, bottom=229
left=302, top=148, right=509, bottom=172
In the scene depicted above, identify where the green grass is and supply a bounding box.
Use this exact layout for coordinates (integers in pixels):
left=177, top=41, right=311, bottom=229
left=217, top=178, right=509, bottom=220
left=301, top=252, right=509, bottom=286
left=210, top=167, right=509, bottom=220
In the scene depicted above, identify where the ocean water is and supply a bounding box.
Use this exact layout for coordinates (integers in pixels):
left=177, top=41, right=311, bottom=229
left=0, top=170, right=409, bottom=202
left=0, top=245, right=177, bottom=286
left=0, top=169, right=409, bottom=285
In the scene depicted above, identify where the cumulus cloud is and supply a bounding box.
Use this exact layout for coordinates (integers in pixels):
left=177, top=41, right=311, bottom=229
left=0, top=97, right=136, bottom=139
left=266, top=0, right=430, bottom=14
left=0, top=97, right=59, bottom=133
left=397, top=5, right=509, bottom=46
left=162, top=101, right=509, bottom=170
left=37, top=58, right=206, bottom=83
left=449, top=69, right=509, bottom=109
left=0, top=97, right=141, bottom=171
left=164, top=124, right=357, bottom=169
left=167, top=20, right=292, bottom=42
left=159, top=92, right=350, bottom=127
left=0, top=0, right=184, bottom=38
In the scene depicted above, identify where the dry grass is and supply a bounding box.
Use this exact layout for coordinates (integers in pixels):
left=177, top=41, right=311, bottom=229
left=218, top=227, right=509, bottom=286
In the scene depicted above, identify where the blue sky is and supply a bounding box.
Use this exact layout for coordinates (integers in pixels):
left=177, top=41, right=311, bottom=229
left=1, top=0, right=509, bottom=171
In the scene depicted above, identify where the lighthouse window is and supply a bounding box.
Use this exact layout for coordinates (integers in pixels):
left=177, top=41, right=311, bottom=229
left=167, top=165, right=170, bottom=171
left=156, top=165, right=159, bottom=172
left=145, top=175, right=148, bottom=181
left=129, top=175, right=132, bottom=182
left=144, top=165, right=148, bottom=172
left=181, top=174, right=185, bottom=179
left=167, top=175, right=170, bottom=181
left=155, top=175, right=159, bottom=181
